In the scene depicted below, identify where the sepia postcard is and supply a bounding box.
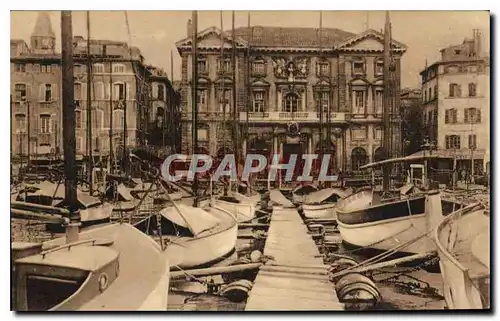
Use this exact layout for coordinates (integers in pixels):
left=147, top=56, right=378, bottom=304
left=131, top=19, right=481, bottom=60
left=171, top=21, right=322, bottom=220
left=9, top=10, right=490, bottom=312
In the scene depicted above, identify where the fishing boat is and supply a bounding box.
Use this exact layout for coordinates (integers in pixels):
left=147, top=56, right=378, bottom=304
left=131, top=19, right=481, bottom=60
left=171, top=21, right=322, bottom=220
left=302, top=188, right=351, bottom=220
left=12, top=220, right=170, bottom=311
left=134, top=202, right=238, bottom=269
left=211, top=191, right=257, bottom=223
left=435, top=202, right=490, bottom=309
left=291, top=184, right=319, bottom=204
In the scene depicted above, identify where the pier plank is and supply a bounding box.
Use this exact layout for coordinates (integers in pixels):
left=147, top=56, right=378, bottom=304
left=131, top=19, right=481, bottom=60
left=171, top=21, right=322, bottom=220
left=246, top=207, right=343, bottom=311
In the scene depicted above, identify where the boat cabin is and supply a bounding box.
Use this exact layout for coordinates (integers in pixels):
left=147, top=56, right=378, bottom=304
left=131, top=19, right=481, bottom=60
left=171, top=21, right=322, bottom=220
left=12, top=239, right=119, bottom=311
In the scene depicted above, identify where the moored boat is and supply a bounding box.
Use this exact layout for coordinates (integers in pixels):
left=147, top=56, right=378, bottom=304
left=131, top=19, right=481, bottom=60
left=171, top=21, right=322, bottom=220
left=134, top=202, right=238, bottom=269
left=302, top=188, right=351, bottom=220
left=291, top=184, right=318, bottom=204
left=12, top=222, right=170, bottom=311
left=212, top=192, right=257, bottom=223
left=434, top=202, right=490, bottom=309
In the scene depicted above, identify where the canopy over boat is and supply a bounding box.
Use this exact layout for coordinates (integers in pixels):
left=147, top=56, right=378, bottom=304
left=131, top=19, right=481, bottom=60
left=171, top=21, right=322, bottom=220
left=27, top=181, right=100, bottom=208
left=160, top=204, right=222, bottom=237
left=292, top=184, right=318, bottom=195
left=305, top=188, right=349, bottom=204
left=359, top=154, right=442, bottom=170
left=117, top=184, right=134, bottom=201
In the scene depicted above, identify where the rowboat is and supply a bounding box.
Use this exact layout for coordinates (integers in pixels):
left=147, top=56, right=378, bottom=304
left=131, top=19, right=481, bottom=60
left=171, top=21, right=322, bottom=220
left=134, top=202, right=238, bottom=269
left=291, top=184, right=318, bottom=204
left=12, top=222, right=170, bottom=311
left=211, top=192, right=257, bottom=223
left=435, top=202, right=490, bottom=309
left=302, top=188, right=351, bottom=220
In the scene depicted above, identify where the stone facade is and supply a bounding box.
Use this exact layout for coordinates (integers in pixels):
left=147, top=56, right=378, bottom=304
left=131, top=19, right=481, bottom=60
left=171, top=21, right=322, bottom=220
left=10, top=12, right=154, bottom=159
left=176, top=24, right=406, bottom=172
left=420, top=29, right=490, bottom=171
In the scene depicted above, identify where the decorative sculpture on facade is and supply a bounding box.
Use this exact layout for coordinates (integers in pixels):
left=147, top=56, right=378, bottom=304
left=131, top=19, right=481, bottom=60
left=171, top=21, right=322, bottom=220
left=272, top=57, right=309, bottom=81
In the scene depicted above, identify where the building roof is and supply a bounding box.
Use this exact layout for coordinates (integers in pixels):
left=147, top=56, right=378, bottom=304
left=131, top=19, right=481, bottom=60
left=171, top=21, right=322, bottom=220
left=32, top=11, right=55, bottom=38
left=229, top=26, right=355, bottom=48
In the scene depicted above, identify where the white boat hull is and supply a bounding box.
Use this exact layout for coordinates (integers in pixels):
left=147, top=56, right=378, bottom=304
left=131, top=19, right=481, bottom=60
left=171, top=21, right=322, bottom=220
left=336, top=214, right=434, bottom=254
left=165, top=221, right=238, bottom=269
left=302, top=203, right=337, bottom=220
left=214, top=199, right=256, bottom=223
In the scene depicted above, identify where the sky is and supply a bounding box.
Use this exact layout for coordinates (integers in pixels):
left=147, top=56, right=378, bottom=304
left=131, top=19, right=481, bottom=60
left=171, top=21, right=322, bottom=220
left=10, top=10, right=490, bottom=88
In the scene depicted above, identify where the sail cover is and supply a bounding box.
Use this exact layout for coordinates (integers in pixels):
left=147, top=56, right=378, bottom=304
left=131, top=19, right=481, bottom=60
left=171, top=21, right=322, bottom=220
left=305, top=188, right=348, bottom=204
left=160, top=203, right=222, bottom=237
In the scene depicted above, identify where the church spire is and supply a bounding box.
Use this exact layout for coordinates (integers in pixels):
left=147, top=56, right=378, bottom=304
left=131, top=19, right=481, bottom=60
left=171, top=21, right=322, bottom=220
left=31, top=11, right=56, bottom=54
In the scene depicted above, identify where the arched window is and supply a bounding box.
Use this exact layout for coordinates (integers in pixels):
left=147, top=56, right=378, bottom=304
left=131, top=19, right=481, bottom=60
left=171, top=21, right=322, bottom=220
left=373, top=147, right=385, bottom=162
left=156, top=107, right=165, bottom=127
left=351, top=147, right=368, bottom=171
left=93, top=109, right=105, bottom=129
left=283, top=92, right=300, bottom=112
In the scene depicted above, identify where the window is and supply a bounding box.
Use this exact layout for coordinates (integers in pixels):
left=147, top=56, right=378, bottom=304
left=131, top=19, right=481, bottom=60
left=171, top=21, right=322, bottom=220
left=375, top=90, right=383, bottom=115
left=468, top=83, right=477, bottom=97
left=375, top=60, right=384, bottom=75
left=351, top=147, right=368, bottom=171
left=112, top=64, right=125, bottom=73
left=252, top=91, right=265, bottom=112
left=218, top=89, right=231, bottom=113
left=428, top=87, right=432, bottom=101
left=445, top=135, right=460, bottom=149
left=40, top=115, right=51, bottom=133
left=464, top=108, right=481, bottom=124
left=14, top=63, right=26, bottom=72
left=75, top=110, right=82, bottom=129
left=283, top=93, right=300, bottom=112
left=40, top=64, right=52, bottom=73
left=74, top=83, right=82, bottom=100
left=449, top=83, right=460, bottom=97
left=316, top=62, right=329, bottom=77
left=15, top=114, right=26, bottom=132
left=353, top=62, right=364, bottom=75
left=252, top=60, right=265, bottom=74
left=445, top=108, right=458, bottom=124
left=196, top=89, right=207, bottom=109
left=197, top=58, right=207, bottom=74
left=40, top=84, right=53, bottom=102
left=374, top=127, right=383, bottom=140
left=33, top=64, right=40, bottom=72
left=352, top=90, right=365, bottom=114
left=197, top=128, right=208, bottom=141
left=157, top=84, right=165, bottom=101
left=424, top=90, right=427, bottom=102
left=217, top=58, right=231, bottom=73
left=434, top=85, right=438, bottom=99
left=454, top=49, right=461, bottom=55
left=113, top=83, right=126, bottom=100
left=318, top=91, right=329, bottom=113
left=15, top=84, right=27, bottom=102
left=93, top=64, right=105, bottom=73
left=94, top=82, right=105, bottom=99
left=468, top=134, right=477, bottom=149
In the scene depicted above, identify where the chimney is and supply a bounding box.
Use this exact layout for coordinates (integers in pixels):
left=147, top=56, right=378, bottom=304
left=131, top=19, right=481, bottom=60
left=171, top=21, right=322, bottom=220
left=473, top=29, right=482, bottom=58
left=187, top=19, right=193, bottom=38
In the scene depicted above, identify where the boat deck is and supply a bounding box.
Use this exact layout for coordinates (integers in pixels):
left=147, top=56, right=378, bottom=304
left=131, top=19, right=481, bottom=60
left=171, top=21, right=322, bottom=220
left=245, top=207, right=343, bottom=311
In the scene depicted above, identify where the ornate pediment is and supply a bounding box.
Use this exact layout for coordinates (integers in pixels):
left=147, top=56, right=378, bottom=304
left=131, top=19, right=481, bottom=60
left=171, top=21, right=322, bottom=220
left=251, top=79, right=271, bottom=87
left=176, top=26, right=247, bottom=51
left=272, top=56, right=310, bottom=81
left=350, top=78, right=370, bottom=86
left=336, top=29, right=407, bottom=53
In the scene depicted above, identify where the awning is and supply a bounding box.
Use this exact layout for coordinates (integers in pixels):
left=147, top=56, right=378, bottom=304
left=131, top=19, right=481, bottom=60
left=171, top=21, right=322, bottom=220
left=407, top=149, right=486, bottom=160
left=160, top=203, right=221, bottom=237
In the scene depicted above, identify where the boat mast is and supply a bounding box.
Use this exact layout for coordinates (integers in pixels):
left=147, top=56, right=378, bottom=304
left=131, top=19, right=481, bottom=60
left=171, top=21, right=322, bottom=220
left=231, top=11, right=239, bottom=176
left=61, top=10, right=80, bottom=243
left=86, top=11, right=93, bottom=194
left=245, top=12, right=251, bottom=158
left=220, top=11, right=226, bottom=156
left=318, top=11, right=324, bottom=160
left=382, top=11, right=392, bottom=191
left=191, top=11, right=199, bottom=207
left=108, top=47, right=114, bottom=174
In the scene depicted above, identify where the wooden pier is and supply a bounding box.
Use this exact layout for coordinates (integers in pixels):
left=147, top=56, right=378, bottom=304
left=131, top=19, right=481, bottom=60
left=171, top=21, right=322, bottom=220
left=245, top=205, right=343, bottom=311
